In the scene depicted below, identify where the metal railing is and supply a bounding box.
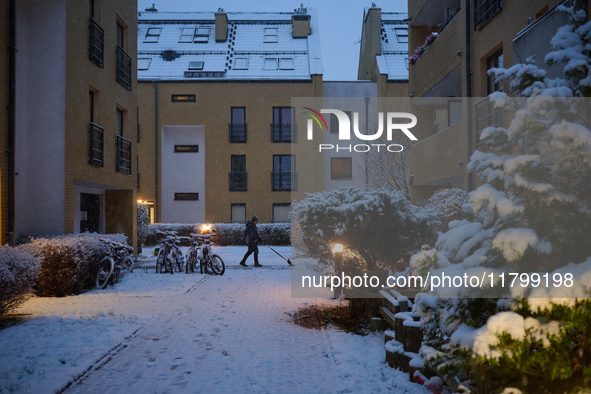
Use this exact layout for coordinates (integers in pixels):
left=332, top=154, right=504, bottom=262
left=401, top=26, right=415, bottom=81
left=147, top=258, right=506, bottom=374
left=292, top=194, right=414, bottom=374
left=88, top=122, right=104, bottom=166
left=89, top=17, right=104, bottom=67
left=116, top=135, right=132, bottom=174
left=474, top=0, right=502, bottom=31
left=116, top=45, right=132, bottom=90
left=271, top=123, right=296, bottom=143
left=271, top=172, right=297, bottom=191
left=229, top=172, right=247, bottom=191
left=229, top=123, right=247, bottom=143
left=475, top=97, right=502, bottom=146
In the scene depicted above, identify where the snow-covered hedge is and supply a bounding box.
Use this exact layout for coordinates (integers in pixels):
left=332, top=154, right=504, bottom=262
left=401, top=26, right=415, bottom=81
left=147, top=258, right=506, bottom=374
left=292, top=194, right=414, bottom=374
left=145, top=223, right=290, bottom=246
left=0, top=246, right=40, bottom=316
left=412, top=8, right=591, bottom=392
left=137, top=204, right=150, bottom=246
left=423, top=188, right=473, bottom=232
left=28, top=233, right=127, bottom=297
left=292, top=187, right=440, bottom=271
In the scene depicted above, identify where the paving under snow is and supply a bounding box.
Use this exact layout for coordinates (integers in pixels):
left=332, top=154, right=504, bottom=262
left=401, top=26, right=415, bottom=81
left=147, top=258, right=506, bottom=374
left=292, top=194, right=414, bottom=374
left=0, top=247, right=428, bottom=393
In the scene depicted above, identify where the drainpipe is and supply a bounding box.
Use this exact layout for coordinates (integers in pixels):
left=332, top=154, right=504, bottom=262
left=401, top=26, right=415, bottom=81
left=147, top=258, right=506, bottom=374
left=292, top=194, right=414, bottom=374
left=364, top=96, right=369, bottom=188
left=465, top=0, right=473, bottom=192
left=152, top=81, right=158, bottom=222
left=7, top=0, right=16, bottom=245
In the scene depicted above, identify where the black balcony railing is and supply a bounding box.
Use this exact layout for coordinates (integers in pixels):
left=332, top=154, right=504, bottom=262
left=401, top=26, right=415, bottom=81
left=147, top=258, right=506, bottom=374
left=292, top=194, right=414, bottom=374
left=116, top=135, right=132, bottom=174
left=475, top=97, right=502, bottom=147
left=271, top=123, right=296, bottom=143
left=229, top=172, right=248, bottom=191
left=89, top=17, right=104, bottom=67
left=272, top=172, right=297, bottom=191
left=88, top=122, right=104, bottom=166
left=116, top=45, right=132, bottom=90
left=229, top=123, right=247, bottom=143
left=474, top=0, right=502, bottom=31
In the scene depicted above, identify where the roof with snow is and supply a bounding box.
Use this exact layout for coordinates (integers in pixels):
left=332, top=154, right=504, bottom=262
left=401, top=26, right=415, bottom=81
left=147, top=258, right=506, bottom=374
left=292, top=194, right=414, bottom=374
left=137, top=8, right=323, bottom=82
left=378, top=12, right=409, bottom=81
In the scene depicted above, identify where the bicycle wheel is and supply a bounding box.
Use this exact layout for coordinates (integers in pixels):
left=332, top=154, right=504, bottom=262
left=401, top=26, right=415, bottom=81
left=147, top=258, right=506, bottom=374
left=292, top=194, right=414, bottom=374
left=122, top=255, right=134, bottom=273
left=209, top=254, right=225, bottom=276
left=96, top=257, right=114, bottom=289
left=185, top=250, right=195, bottom=273
left=166, top=251, right=174, bottom=274
left=156, top=250, right=165, bottom=273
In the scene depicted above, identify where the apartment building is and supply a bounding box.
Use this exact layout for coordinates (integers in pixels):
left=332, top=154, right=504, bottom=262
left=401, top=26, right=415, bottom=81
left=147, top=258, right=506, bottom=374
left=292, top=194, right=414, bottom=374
left=406, top=0, right=574, bottom=201
left=136, top=6, right=323, bottom=224
left=11, top=0, right=138, bottom=246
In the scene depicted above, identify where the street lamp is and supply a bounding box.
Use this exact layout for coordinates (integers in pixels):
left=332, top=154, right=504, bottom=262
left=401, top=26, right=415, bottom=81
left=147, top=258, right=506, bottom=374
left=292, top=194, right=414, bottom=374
left=332, top=243, right=344, bottom=298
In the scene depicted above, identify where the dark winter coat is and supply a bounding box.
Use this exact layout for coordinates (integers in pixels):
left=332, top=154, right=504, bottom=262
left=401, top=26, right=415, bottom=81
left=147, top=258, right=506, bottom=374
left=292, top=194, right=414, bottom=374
left=244, top=221, right=260, bottom=246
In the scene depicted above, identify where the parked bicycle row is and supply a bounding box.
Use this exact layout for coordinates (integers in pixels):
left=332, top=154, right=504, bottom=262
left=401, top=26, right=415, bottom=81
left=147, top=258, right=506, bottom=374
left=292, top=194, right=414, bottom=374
left=154, top=232, right=225, bottom=276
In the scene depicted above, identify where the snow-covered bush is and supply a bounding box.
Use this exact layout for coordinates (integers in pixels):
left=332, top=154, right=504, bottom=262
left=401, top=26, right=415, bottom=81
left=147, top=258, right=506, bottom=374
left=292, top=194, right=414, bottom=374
left=423, top=188, right=473, bottom=233
left=412, top=7, right=591, bottom=392
left=137, top=204, right=150, bottom=246
left=292, top=186, right=440, bottom=270
left=28, top=233, right=127, bottom=297
left=0, top=246, right=40, bottom=316
left=145, top=223, right=290, bottom=246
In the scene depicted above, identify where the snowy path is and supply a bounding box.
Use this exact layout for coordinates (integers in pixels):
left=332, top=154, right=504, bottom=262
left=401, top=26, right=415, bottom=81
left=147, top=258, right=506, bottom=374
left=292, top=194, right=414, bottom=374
left=2, top=247, right=428, bottom=394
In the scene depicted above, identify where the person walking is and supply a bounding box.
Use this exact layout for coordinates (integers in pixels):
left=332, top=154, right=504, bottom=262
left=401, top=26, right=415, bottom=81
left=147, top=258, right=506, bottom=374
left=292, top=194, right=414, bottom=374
left=240, top=215, right=262, bottom=267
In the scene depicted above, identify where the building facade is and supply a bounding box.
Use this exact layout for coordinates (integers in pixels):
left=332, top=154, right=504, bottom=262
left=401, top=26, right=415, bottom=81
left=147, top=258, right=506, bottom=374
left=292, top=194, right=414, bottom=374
left=136, top=6, right=323, bottom=224
left=12, top=0, right=138, bottom=245
left=406, top=0, right=575, bottom=201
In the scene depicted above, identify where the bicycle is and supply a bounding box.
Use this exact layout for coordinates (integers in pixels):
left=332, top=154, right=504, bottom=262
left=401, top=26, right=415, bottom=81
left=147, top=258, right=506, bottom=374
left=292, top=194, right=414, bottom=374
left=96, top=238, right=135, bottom=289
left=155, top=232, right=184, bottom=274
left=185, top=233, right=225, bottom=275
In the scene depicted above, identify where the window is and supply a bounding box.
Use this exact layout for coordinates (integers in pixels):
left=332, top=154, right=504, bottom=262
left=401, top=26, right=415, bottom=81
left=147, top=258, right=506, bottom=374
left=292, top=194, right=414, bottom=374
left=264, top=58, right=278, bottom=70
left=116, top=39, right=132, bottom=90
left=273, top=203, right=290, bottom=223
left=448, top=100, right=462, bottom=127
left=279, top=58, right=295, bottom=70
left=188, top=61, right=204, bottom=70
left=229, top=107, right=247, bottom=143
left=272, top=107, right=295, bottom=142
left=231, top=203, right=246, bottom=223
left=116, top=108, right=124, bottom=136
left=144, top=27, right=162, bottom=43
left=89, top=90, right=95, bottom=123
left=234, top=57, right=249, bottom=70
left=171, top=94, right=196, bottom=102
left=329, top=111, right=351, bottom=134
left=331, top=157, right=352, bottom=179
left=116, top=20, right=126, bottom=48
left=264, top=27, right=278, bottom=43
left=179, top=28, right=194, bottom=43
left=89, top=16, right=104, bottom=67
left=174, top=145, right=199, bottom=152
left=272, top=155, right=296, bottom=191
left=138, top=58, right=151, bottom=70
left=230, top=155, right=247, bottom=191
left=394, top=27, right=408, bottom=43
left=474, top=0, right=502, bottom=31
left=486, top=48, right=503, bottom=94
left=89, top=0, right=96, bottom=19
left=195, top=27, right=210, bottom=43
left=174, top=193, right=199, bottom=201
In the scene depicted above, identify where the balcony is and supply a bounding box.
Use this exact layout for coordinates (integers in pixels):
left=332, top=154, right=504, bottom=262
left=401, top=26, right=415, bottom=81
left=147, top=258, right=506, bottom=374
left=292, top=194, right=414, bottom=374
left=272, top=172, right=297, bottom=191
left=409, top=121, right=466, bottom=186
left=88, top=122, right=104, bottom=166
left=409, top=12, right=463, bottom=97
left=229, top=172, right=247, bottom=191
left=229, top=123, right=247, bottom=143
left=89, top=17, right=104, bottom=68
left=474, top=97, right=502, bottom=147
left=116, top=135, right=132, bottom=174
left=116, top=45, right=132, bottom=90
left=271, top=123, right=296, bottom=143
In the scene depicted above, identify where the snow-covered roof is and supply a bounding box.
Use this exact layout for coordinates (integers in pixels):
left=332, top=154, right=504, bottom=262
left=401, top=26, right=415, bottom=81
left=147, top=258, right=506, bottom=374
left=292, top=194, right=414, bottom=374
left=379, top=12, right=408, bottom=81
left=137, top=9, right=323, bottom=81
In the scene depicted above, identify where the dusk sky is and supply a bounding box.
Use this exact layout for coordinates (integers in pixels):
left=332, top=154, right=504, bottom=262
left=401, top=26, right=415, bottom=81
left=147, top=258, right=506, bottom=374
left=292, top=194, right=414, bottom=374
left=137, top=0, right=408, bottom=81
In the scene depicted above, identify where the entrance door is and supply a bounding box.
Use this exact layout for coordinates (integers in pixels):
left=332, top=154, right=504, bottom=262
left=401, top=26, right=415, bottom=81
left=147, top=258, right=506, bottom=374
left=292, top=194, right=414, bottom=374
left=80, top=193, right=101, bottom=233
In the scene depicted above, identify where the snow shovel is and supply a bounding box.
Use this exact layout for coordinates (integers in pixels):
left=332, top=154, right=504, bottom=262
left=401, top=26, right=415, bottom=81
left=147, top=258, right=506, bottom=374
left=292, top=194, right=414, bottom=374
left=266, top=245, right=292, bottom=266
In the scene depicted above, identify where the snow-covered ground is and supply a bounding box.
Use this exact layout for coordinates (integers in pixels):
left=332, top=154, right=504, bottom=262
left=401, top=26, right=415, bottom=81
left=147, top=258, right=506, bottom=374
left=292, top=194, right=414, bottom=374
left=0, top=247, right=428, bottom=393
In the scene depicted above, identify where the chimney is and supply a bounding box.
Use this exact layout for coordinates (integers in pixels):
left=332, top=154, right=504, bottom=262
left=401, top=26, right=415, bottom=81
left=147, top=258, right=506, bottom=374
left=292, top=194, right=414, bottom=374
left=215, top=8, right=228, bottom=42
left=292, top=4, right=310, bottom=38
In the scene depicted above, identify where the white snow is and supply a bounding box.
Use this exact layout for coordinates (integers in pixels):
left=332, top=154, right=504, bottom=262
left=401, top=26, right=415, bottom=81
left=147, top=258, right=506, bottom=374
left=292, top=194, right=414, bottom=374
left=0, top=246, right=428, bottom=393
